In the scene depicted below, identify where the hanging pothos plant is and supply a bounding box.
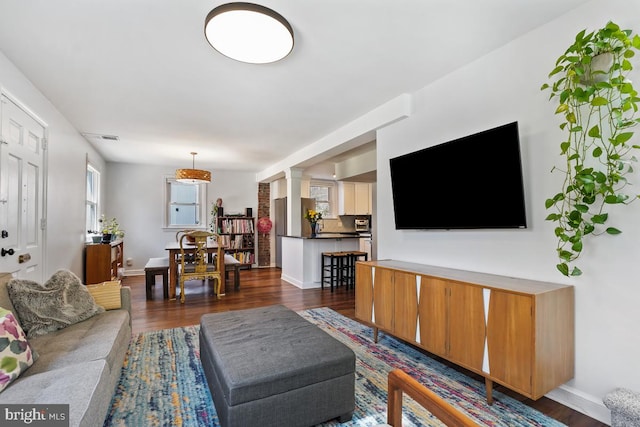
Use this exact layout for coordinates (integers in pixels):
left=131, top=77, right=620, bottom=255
left=541, top=21, right=640, bottom=277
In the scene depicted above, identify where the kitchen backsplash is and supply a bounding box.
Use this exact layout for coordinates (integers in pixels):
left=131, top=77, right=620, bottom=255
left=319, top=215, right=370, bottom=233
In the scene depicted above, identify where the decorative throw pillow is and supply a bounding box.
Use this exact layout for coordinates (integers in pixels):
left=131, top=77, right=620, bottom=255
left=7, top=270, right=104, bottom=338
left=86, top=280, right=122, bottom=310
left=0, top=307, right=36, bottom=393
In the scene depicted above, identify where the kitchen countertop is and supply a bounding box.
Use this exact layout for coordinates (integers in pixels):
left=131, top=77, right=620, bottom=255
left=284, top=233, right=361, bottom=239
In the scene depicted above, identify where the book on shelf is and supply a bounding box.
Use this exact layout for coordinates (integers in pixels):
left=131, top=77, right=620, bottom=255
left=219, top=235, right=246, bottom=249
left=232, top=251, right=255, bottom=265
left=218, top=217, right=255, bottom=234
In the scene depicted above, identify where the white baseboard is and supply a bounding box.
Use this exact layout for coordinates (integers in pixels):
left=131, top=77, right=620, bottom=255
left=281, top=273, right=303, bottom=288
left=123, top=269, right=144, bottom=277
left=280, top=274, right=321, bottom=289
left=546, top=385, right=611, bottom=425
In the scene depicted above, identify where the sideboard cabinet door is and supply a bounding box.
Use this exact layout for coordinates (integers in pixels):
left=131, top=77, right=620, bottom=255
left=373, top=267, right=394, bottom=332
left=487, top=291, right=533, bottom=396
left=393, top=271, right=419, bottom=343
left=354, top=263, right=373, bottom=323
left=447, top=282, right=486, bottom=372
left=417, top=275, right=448, bottom=357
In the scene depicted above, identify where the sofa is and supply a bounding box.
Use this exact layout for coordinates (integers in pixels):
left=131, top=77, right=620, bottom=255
left=0, top=272, right=132, bottom=427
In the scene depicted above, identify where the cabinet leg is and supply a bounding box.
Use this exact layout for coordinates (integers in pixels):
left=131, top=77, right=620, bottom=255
left=485, top=377, right=494, bottom=405
left=373, top=327, right=379, bottom=343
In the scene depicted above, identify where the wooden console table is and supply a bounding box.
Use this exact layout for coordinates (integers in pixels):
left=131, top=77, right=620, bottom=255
left=355, top=260, right=574, bottom=403
left=85, top=239, right=123, bottom=285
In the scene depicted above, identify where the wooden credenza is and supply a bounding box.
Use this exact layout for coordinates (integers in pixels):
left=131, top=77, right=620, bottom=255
left=355, top=260, right=574, bottom=403
left=85, top=239, right=123, bottom=285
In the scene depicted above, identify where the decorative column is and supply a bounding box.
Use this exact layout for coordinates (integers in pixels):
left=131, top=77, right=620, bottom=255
left=285, top=168, right=304, bottom=237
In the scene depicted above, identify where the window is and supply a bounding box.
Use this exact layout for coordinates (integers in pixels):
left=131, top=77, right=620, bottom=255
left=309, top=180, right=336, bottom=218
left=164, top=178, right=207, bottom=228
left=86, top=165, right=100, bottom=233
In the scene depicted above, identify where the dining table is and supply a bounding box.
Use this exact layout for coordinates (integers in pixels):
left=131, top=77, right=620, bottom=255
left=164, top=240, right=224, bottom=300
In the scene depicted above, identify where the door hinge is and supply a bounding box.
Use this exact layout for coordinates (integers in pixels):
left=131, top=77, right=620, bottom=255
left=41, top=138, right=48, bottom=150
left=40, top=218, right=47, bottom=230
left=0, top=136, right=7, bottom=145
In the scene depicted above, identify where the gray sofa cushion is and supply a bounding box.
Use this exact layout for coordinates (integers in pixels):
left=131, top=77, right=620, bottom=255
left=2, top=359, right=113, bottom=427
left=200, top=305, right=355, bottom=406
left=25, top=309, right=130, bottom=377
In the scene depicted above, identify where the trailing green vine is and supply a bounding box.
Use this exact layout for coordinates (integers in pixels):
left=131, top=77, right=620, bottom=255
left=541, top=21, right=640, bottom=276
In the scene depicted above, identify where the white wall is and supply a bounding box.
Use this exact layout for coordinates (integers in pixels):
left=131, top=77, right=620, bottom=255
left=105, top=163, right=257, bottom=272
left=376, top=1, right=640, bottom=423
left=0, top=51, right=107, bottom=280
left=0, top=49, right=259, bottom=278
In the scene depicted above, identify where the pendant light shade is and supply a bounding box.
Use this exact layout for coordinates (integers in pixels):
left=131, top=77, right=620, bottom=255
left=204, top=3, right=294, bottom=64
left=176, top=152, right=211, bottom=184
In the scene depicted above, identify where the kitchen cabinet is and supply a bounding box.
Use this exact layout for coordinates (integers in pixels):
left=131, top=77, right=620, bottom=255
left=355, top=260, right=574, bottom=403
left=359, top=237, right=372, bottom=260
left=85, top=239, right=123, bottom=285
left=338, top=182, right=372, bottom=215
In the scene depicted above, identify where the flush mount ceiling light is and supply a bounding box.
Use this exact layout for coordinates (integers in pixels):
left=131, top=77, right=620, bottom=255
left=176, top=152, right=211, bottom=184
left=204, top=2, right=294, bottom=64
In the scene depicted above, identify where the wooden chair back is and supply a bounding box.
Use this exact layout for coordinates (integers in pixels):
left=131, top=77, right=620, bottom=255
left=176, top=230, right=187, bottom=242
left=177, top=230, right=223, bottom=303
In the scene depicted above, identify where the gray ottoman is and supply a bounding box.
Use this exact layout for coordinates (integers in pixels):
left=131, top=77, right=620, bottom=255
left=199, top=305, right=355, bottom=427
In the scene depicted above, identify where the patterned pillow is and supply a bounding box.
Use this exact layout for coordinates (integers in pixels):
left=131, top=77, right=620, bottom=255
left=0, top=307, right=36, bottom=393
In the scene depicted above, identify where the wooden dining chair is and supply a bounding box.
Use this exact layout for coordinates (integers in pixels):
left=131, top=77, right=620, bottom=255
left=177, top=230, right=223, bottom=303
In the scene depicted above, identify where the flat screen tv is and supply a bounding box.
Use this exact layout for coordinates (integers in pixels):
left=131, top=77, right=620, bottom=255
left=389, top=121, right=527, bottom=230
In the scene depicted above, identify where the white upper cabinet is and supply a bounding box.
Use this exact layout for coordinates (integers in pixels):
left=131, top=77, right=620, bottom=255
left=338, top=182, right=372, bottom=215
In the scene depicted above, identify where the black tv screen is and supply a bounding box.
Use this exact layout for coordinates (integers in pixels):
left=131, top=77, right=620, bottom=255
left=389, top=121, right=527, bottom=230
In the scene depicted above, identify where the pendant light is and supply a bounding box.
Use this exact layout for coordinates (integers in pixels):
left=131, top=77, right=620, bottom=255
left=175, top=152, right=211, bottom=184
left=204, top=3, right=294, bottom=64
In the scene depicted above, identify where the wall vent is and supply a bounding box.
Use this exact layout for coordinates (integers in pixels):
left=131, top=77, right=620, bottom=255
left=81, top=132, right=120, bottom=141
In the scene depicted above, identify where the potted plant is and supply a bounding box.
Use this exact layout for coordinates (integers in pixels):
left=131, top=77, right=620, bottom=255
left=541, top=21, right=640, bottom=276
left=100, top=215, right=125, bottom=243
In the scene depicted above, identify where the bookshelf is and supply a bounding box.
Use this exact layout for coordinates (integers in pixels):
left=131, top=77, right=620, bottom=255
left=216, top=216, right=255, bottom=267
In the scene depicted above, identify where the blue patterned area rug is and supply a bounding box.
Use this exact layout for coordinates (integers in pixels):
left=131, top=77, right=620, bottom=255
left=104, top=307, right=566, bottom=427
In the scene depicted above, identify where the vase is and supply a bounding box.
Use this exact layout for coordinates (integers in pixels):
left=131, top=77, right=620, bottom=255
left=310, top=222, right=317, bottom=238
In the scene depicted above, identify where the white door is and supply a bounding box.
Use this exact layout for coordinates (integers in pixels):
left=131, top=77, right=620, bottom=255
left=0, top=94, right=46, bottom=281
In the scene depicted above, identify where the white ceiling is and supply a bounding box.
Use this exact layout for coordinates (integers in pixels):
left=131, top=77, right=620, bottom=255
left=0, top=0, right=589, bottom=176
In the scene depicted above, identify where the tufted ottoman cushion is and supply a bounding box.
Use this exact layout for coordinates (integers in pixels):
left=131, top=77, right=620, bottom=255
left=199, top=305, right=355, bottom=427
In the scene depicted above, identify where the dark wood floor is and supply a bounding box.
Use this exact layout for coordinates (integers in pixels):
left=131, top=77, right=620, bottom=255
left=123, top=267, right=606, bottom=427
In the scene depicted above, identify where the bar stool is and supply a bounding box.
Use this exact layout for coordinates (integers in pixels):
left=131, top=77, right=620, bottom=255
left=321, top=251, right=350, bottom=292
left=342, top=251, right=368, bottom=289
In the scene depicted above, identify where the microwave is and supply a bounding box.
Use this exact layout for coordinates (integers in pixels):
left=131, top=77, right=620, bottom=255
left=355, top=219, right=370, bottom=232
